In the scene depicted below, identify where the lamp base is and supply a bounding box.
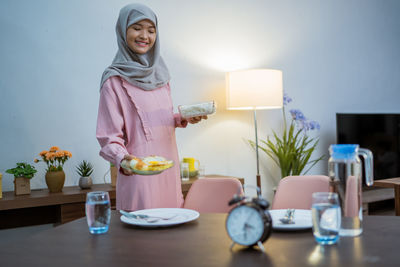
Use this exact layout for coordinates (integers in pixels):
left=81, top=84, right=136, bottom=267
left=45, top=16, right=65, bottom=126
left=256, top=174, right=261, bottom=192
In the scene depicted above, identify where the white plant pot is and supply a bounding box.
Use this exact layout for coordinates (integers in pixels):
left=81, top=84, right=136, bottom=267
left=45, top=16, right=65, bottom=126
left=79, top=176, right=93, bottom=189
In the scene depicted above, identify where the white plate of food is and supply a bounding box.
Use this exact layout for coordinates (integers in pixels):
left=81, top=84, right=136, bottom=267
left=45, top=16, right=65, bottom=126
left=269, top=209, right=312, bottom=231
left=120, top=208, right=200, bottom=227
left=121, top=156, right=174, bottom=175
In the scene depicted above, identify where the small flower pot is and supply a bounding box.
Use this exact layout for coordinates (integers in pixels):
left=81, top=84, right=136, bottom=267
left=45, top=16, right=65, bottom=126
left=79, top=176, right=93, bottom=189
left=45, top=170, right=65, bottom=193
left=14, top=177, right=31, bottom=195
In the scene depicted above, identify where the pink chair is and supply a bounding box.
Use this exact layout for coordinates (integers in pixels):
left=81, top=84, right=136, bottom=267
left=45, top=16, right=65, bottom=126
left=271, top=175, right=330, bottom=210
left=183, top=177, right=243, bottom=213
left=344, top=175, right=360, bottom=217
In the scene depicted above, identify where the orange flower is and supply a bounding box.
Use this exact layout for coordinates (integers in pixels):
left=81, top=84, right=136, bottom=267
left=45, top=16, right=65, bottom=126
left=64, top=150, right=72, bottom=158
left=55, top=151, right=64, bottom=158
left=34, top=159, right=39, bottom=163
left=45, top=152, right=56, bottom=161
left=39, top=150, right=48, bottom=156
left=49, top=146, right=59, bottom=152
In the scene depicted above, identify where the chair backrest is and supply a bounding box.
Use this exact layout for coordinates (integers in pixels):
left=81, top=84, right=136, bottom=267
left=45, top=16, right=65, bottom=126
left=183, top=177, right=243, bottom=213
left=344, top=175, right=360, bottom=217
left=271, top=175, right=330, bottom=210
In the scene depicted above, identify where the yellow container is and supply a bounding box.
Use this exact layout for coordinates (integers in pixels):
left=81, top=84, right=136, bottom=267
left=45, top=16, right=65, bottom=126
left=182, top=158, right=200, bottom=172
left=0, top=173, right=2, bottom=199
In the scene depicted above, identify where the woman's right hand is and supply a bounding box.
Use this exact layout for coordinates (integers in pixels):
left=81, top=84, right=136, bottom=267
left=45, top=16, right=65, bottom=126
left=121, top=154, right=136, bottom=176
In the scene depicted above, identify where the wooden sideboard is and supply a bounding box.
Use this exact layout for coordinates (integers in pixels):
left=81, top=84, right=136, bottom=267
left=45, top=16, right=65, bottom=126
left=0, top=175, right=244, bottom=229
left=0, top=184, right=115, bottom=229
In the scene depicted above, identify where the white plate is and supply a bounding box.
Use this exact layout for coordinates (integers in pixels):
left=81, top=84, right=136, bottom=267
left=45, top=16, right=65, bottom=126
left=269, top=209, right=312, bottom=231
left=120, top=158, right=174, bottom=176
left=120, top=208, right=200, bottom=228
left=130, top=166, right=173, bottom=176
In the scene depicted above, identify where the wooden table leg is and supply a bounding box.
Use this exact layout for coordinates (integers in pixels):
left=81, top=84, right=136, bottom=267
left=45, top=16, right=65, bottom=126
left=395, top=185, right=400, bottom=216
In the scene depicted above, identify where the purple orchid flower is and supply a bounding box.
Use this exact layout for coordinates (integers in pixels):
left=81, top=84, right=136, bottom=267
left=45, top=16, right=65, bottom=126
left=307, top=120, right=320, bottom=130
left=283, top=93, right=292, bottom=106
left=284, top=94, right=321, bottom=132
left=289, top=109, right=306, bottom=121
left=297, top=119, right=321, bottom=132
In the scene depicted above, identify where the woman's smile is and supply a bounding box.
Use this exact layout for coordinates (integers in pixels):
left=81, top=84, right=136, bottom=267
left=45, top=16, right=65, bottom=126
left=135, top=40, right=149, bottom=47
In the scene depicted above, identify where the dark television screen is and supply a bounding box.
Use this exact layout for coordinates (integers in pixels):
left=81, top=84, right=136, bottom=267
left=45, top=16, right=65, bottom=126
left=336, top=113, right=400, bottom=181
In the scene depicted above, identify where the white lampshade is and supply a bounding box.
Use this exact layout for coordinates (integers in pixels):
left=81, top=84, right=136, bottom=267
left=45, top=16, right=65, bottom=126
left=226, top=69, right=283, bottom=110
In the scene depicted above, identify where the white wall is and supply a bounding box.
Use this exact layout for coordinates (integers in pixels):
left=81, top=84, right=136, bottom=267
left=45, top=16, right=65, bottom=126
left=1, top=0, right=400, bottom=201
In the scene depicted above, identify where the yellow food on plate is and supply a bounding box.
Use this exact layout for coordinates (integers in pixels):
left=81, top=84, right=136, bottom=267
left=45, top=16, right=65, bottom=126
left=128, top=156, right=174, bottom=172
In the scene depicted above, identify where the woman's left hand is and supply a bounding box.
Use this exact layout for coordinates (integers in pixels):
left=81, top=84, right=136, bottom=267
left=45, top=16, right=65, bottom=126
left=187, top=115, right=208, bottom=124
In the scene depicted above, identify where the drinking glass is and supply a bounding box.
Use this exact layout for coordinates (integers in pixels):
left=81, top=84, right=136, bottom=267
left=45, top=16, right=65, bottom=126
left=181, top=162, right=190, bottom=181
left=311, top=192, right=341, bottom=245
left=86, top=191, right=111, bottom=234
left=198, top=165, right=205, bottom=178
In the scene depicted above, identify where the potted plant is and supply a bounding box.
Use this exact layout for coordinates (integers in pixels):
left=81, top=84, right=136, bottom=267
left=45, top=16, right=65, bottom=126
left=6, top=162, right=37, bottom=195
left=76, top=160, right=94, bottom=189
left=35, top=146, right=72, bottom=193
left=249, top=93, right=325, bottom=181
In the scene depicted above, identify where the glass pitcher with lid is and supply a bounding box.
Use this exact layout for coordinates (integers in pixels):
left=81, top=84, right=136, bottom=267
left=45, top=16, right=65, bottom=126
left=328, top=144, right=374, bottom=236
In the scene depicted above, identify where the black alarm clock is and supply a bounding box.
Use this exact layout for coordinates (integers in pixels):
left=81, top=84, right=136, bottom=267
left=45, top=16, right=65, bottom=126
left=225, top=185, right=272, bottom=252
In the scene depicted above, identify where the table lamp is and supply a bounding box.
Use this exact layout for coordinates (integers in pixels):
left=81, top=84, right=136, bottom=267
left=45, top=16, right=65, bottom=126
left=226, top=69, right=283, bottom=192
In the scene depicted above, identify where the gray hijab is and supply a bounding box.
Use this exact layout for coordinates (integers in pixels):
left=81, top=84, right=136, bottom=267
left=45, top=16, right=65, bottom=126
left=100, top=3, right=170, bottom=91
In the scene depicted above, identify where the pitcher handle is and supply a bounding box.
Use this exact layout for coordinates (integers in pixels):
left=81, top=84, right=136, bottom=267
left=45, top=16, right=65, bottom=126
left=358, top=148, right=374, bottom=186
left=103, top=168, right=110, bottom=184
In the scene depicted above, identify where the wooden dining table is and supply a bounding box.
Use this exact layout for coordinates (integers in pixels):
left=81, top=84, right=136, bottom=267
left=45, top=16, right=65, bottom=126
left=372, top=177, right=400, bottom=215
left=0, top=211, right=399, bottom=266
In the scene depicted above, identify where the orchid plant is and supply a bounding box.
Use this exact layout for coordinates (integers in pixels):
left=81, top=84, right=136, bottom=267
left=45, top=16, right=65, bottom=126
left=250, top=93, right=324, bottom=179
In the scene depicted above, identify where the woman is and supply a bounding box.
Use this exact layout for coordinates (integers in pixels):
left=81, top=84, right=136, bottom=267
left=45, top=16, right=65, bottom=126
left=96, top=3, right=206, bottom=211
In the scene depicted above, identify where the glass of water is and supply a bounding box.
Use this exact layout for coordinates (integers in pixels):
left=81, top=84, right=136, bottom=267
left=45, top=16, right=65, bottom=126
left=85, top=191, right=111, bottom=234
left=180, top=162, right=190, bottom=181
left=311, top=192, right=341, bottom=245
left=198, top=165, right=205, bottom=178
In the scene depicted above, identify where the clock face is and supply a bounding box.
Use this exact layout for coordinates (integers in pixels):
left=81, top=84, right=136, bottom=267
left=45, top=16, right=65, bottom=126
left=226, top=205, right=265, bottom=246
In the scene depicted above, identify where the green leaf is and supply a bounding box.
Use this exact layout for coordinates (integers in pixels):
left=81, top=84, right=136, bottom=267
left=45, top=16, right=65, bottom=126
left=5, top=162, right=37, bottom=179
left=76, top=160, right=94, bottom=177
left=247, top=108, right=324, bottom=179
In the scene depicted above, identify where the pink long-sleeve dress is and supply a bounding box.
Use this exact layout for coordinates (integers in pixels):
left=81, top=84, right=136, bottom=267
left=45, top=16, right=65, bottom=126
left=96, top=76, right=185, bottom=211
